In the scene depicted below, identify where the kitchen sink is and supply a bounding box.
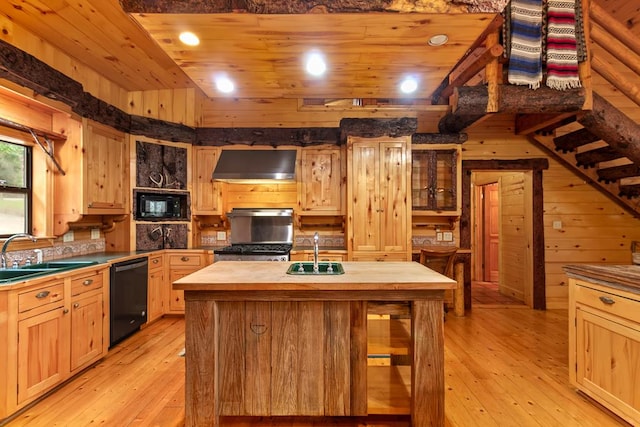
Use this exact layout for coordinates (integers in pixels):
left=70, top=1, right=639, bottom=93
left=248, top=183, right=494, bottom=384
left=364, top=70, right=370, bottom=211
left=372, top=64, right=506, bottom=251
left=0, top=268, right=58, bottom=283
left=1, top=260, right=99, bottom=284
left=286, top=262, right=345, bottom=275
left=20, top=261, right=98, bottom=270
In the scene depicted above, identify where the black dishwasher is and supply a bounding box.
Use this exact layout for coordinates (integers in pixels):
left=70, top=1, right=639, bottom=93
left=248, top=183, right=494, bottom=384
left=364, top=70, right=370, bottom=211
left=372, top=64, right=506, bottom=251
left=110, top=257, right=148, bottom=348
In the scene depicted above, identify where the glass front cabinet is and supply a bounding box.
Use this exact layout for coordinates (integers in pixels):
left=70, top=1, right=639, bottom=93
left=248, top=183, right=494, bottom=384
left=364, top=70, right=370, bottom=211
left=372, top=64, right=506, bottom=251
left=411, top=146, right=462, bottom=215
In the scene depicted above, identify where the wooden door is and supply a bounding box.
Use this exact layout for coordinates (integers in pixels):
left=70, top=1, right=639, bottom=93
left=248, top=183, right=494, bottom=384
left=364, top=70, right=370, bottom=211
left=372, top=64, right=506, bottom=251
left=192, top=147, right=222, bottom=215
left=70, top=292, right=103, bottom=371
left=299, top=149, right=343, bottom=214
left=380, top=141, right=408, bottom=253
left=483, top=182, right=499, bottom=282
left=350, top=141, right=381, bottom=252
left=18, top=308, right=69, bottom=403
left=84, top=120, right=128, bottom=212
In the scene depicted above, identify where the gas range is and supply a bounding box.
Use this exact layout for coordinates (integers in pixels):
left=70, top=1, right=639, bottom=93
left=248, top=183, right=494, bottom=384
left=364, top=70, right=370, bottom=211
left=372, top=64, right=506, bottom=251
left=213, top=208, right=294, bottom=262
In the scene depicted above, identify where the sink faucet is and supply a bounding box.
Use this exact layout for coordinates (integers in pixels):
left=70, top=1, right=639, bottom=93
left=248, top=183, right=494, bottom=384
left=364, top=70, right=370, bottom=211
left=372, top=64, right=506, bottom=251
left=313, top=232, right=319, bottom=274
left=1, top=233, right=37, bottom=269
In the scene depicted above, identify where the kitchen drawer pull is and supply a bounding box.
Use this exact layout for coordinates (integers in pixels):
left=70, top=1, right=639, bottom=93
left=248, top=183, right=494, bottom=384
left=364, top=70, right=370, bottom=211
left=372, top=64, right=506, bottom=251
left=181, top=256, right=190, bottom=262
left=83, top=279, right=94, bottom=286
left=599, top=296, right=615, bottom=305
left=36, top=290, right=50, bottom=299
left=73, top=302, right=80, bottom=309
left=152, top=259, right=159, bottom=264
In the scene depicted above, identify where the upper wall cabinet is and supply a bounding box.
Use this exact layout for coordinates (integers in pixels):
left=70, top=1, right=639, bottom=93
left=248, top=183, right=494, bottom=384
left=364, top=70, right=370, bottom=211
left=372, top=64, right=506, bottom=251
left=191, top=146, right=222, bottom=215
left=411, top=145, right=462, bottom=215
left=298, top=148, right=344, bottom=215
left=54, top=118, right=129, bottom=235
left=136, top=140, right=187, bottom=190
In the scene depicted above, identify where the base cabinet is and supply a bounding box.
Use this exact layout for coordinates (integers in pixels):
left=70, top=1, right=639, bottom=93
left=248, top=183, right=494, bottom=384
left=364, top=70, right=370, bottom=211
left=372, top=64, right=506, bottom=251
left=4, top=266, right=109, bottom=418
left=147, top=253, right=166, bottom=322
left=167, top=251, right=212, bottom=314
left=569, top=278, right=640, bottom=425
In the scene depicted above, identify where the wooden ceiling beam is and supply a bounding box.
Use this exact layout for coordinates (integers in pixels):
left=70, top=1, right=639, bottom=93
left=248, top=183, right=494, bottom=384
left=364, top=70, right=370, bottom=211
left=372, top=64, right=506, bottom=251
left=514, top=112, right=577, bottom=135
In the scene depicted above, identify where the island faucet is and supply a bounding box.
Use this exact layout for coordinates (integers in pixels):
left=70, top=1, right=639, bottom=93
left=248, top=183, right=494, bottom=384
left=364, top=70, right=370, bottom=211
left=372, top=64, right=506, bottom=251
left=313, top=232, right=319, bottom=273
left=1, top=233, right=37, bottom=269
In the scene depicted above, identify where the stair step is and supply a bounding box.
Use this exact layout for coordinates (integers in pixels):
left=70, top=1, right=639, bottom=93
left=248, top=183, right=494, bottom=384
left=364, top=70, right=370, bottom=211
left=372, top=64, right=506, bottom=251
left=618, top=184, right=640, bottom=199
left=597, top=164, right=640, bottom=183
left=554, top=128, right=600, bottom=153
left=575, top=146, right=625, bottom=168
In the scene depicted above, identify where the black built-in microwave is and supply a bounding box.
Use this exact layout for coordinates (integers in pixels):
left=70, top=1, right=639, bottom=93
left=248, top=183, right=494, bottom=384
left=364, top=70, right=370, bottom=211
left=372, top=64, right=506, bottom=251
left=135, top=191, right=188, bottom=220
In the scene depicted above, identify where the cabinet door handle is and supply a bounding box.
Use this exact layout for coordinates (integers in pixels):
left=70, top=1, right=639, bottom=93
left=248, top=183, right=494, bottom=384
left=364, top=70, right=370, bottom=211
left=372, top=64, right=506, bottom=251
left=181, top=256, right=190, bottom=262
left=36, top=290, right=50, bottom=299
left=599, top=296, right=615, bottom=305
left=153, top=259, right=159, bottom=264
left=83, top=279, right=93, bottom=286
left=73, top=302, right=80, bottom=309
left=63, top=308, right=69, bottom=314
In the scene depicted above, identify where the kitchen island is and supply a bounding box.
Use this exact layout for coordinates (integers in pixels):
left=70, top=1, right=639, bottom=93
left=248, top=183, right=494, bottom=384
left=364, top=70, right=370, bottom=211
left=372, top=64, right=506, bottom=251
left=173, top=261, right=456, bottom=427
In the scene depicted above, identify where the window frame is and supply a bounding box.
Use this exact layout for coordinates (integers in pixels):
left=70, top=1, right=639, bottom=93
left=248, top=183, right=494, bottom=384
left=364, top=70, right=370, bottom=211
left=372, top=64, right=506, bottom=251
left=0, top=138, right=33, bottom=237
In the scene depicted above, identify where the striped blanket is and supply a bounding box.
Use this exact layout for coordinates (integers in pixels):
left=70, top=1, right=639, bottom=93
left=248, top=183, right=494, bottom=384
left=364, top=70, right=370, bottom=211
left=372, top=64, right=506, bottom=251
left=545, top=0, right=582, bottom=89
left=507, top=0, right=544, bottom=89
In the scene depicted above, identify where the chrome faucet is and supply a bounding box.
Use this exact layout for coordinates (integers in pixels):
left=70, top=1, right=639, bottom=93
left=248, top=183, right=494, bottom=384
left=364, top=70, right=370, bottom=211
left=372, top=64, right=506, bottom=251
left=1, top=233, right=37, bottom=269
left=313, top=232, right=319, bottom=274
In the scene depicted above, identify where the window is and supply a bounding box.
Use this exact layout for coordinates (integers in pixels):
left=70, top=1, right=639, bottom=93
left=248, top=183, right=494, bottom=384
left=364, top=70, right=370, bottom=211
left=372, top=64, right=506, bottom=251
left=0, top=139, right=32, bottom=236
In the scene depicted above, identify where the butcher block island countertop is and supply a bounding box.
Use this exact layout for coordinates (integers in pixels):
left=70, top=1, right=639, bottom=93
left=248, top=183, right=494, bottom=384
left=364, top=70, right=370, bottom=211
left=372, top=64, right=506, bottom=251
left=174, top=261, right=456, bottom=427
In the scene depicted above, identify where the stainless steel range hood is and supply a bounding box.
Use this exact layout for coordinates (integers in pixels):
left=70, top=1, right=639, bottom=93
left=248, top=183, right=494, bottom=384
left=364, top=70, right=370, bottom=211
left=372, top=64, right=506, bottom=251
left=212, top=149, right=297, bottom=183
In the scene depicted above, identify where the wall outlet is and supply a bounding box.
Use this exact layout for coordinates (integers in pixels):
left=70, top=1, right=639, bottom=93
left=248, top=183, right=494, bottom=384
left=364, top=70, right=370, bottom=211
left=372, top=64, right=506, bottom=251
left=63, top=230, right=74, bottom=242
left=216, top=231, right=227, bottom=241
left=442, top=231, right=454, bottom=241
left=91, top=228, right=100, bottom=239
left=436, top=232, right=443, bottom=241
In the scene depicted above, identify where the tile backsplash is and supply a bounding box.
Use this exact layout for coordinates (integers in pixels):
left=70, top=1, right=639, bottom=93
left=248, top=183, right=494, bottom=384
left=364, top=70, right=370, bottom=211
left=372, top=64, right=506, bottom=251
left=3, top=238, right=106, bottom=266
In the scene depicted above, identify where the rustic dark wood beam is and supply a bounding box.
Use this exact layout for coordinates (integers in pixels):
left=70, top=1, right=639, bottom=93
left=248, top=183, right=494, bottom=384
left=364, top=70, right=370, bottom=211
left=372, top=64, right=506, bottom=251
left=453, top=85, right=586, bottom=115
left=619, top=184, right=640, bottom=199
left=575, top=146, right=624, bottom=168
left=553, top=128, right=600, bottom=153
left=578, top=92, right=640, bottom=164
left=130, top=116, right=196, bottom=143
left=515, top=112, right=578, bottom=135
left=196, top=127, right=340, bottom=147
left=119, top=0, right=498, bottom=13
left=597, top=164, right=640, bottom=183
left=0, top=39, right=83, bottom=107
left=438, top=113, right=486, bottom=133
left=340, top=118, right=417, bottom=140
left=411, top=133, right=467, bottom=144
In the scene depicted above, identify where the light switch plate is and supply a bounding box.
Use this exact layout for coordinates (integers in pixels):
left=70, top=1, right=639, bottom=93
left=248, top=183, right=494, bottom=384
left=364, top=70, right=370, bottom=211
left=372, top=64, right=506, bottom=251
left=91, top=228, right=100, bottom=239
left=216, top=231, right=227, bottom=241
left=63, top=230, right=74, bottom=242
left=436, top=232, right=443, bottom=241
left=552, top=220, right=562, bottom=230
left=443, top=231, right=454, bottom=241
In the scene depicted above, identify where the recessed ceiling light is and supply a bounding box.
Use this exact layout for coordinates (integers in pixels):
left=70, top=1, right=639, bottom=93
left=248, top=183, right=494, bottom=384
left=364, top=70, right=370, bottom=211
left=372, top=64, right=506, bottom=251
left=428, top=34, right=448, bottom=46
left=214, top=75, right=235, bottom=94
left=305, top=51, right=327, bottom=76
left=400, top=76, right=418, bottom=94
left=179, top=31, right=200, bottom=46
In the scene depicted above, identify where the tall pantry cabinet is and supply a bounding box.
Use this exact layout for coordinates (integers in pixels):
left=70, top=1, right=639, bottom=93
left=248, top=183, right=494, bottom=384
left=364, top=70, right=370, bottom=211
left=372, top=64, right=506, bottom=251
left=347, top=136, right=411, bottom=261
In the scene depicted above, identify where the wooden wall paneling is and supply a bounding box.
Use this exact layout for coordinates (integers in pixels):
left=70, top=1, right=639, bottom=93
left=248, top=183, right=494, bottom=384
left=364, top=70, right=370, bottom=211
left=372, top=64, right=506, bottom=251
left=323, top=301, right=350, bottom=416
left=270, top=301, right=298, bottom=415
left=297, top=301, right=324, bottom=416
left=224, top=183, right=298, bottom=212
left=217, top=301, right=246, bottom=416
left=244, top=301, right=271, bottom=416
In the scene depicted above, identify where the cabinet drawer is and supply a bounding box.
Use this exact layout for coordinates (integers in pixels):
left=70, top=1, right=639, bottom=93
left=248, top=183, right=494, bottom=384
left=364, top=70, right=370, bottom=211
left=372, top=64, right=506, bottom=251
left=168, top=254, right=202, bottom=268
left=71, top=272, right=103, bottom=296
left=18, top=282, right=65, bottom=314
left=575, top=284, right=640, bottom=324
left=148, top=254, right=164, bottom=270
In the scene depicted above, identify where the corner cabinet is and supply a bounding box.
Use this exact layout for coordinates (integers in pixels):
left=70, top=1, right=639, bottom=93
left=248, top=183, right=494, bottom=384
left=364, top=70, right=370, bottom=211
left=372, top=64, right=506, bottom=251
left=298, top=148, right=344, bottom=215
left=54, top=118, right=129, bottom=235
left=411, top=145, right=461, bottom=215
left=191, top=146, right=222, bottom=215
left=347, top=136, right=411, bottom=261
left=568, top=277, right=640, bottom=425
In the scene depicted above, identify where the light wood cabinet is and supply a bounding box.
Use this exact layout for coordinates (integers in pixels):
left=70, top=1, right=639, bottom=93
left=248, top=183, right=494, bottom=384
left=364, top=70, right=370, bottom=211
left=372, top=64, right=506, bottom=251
left=54, top=118, right=129, bottom=235
left=290, top=252, right=345, bottom=262
left=569, top=278, right=640, bottom=425
left=167, top=251, right=211, bottom=314
left=411, top=145, right=461, bottom=215
left=298, top=148, right=344, bottom=215
left=147, top=253, right=166, bottom=322
left=5, top=265, right=109, bottom=415
left=192, top=146, right=222, bottom=215
left=347, top=136, right=411, bottom=261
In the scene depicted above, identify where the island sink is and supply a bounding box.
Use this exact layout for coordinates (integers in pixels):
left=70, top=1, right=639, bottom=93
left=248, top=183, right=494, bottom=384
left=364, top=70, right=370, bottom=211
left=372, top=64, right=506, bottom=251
left=286, top=261, right=345, bottom=275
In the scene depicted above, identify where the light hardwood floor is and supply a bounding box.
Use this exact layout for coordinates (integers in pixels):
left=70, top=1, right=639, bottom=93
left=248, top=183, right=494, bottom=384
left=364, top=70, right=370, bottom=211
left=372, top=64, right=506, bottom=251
left=3, top=309, right=630, bottom=427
